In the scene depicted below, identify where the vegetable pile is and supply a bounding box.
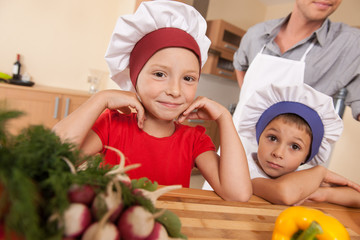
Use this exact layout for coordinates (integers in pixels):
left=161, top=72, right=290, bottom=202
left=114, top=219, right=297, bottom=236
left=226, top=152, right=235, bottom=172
left=0, top=107, right=186, bottom=240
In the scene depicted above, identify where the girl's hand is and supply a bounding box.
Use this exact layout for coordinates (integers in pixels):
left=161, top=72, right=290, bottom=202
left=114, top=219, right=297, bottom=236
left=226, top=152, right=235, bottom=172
left=98, top=90, right=146, bottom=128
left=177, top=96, right=229, bottom=123
left=324, top=169, right=360, bottom=192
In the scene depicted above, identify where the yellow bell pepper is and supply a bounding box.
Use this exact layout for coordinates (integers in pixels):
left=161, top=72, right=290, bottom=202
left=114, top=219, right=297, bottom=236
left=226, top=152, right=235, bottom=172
left=272, top=206, right=350, bottom=240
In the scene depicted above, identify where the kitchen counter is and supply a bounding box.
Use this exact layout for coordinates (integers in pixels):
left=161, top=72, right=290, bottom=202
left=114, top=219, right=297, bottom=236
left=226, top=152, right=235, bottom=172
left=0, top=82, right=91, bottom=96
left=157, top=187, right=360, bottom=239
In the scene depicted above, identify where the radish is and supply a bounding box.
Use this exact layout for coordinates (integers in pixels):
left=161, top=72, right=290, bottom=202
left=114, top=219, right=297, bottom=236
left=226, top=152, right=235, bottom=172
left=118, top=206, right=165, bottom=240
left=82, top=222, right=120, bottom=240
left=82, top=208, right=120, bottom=240
left=76, top=160, right=89, bottom=171
left=91, top=180, right=123, bottom=222
left=62, top=157, right=96, bottom=206
left=61, top=157, right=77, bottom=174
left=145, top=222, right=169, bottom=240
left=63, top=203, right=92, bottom=238
left=68, top=184, right=96, bottom=206
left=104, top=146, right=141, bottom=184
left=134, top=185, right=182, bottom=206
left=0, top=183, right=10, bottom=221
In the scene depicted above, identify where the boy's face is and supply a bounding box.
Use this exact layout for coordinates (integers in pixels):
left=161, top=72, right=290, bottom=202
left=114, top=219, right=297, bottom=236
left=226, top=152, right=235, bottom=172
left=136, top=47, right=200, bottom=121
left=257, top=117, right=311, bottom=178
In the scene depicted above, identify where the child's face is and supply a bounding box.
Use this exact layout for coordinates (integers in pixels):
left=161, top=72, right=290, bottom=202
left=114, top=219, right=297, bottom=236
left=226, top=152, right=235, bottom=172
left=257, top=117, right=311, bottom=178
left=136, top=47, right=200, bottom=121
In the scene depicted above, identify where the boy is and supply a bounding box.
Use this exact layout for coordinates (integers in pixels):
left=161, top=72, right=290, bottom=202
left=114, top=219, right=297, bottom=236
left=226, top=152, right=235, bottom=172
left=53, top=1, right=252, bottom=202
left=238, top=83, right=360, bottom=207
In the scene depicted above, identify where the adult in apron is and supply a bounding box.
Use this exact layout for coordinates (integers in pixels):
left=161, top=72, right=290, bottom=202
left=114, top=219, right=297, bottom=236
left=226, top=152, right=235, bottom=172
left=202, top=39, right=316, bottom=190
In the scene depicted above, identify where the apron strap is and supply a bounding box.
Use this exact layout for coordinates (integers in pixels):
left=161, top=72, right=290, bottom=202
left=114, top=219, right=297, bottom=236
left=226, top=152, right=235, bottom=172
left=261, top=38, right=316, bottom=62
left=259, top=45, right=266, bottom=54
left=300, top=38, right=317, bottom=62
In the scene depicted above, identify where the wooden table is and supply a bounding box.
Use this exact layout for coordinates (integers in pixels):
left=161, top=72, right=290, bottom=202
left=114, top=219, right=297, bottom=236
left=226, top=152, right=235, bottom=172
left=157, top=188, right=360, bottom=240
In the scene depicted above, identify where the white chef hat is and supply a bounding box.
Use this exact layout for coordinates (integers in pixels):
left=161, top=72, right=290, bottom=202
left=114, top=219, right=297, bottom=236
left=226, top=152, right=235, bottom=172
left=104, top=0, right=211, bottom=92
left=238, top=83, right=343, bottom=166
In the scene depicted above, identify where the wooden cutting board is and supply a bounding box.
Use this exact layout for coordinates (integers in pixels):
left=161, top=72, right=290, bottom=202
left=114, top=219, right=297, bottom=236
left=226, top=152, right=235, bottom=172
left=156, top=188, right=360, bottom=240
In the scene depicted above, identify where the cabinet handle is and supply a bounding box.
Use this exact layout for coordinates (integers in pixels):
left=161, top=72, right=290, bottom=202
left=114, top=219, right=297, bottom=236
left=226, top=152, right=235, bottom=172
left=219, top=71, right=232, bottom=77
left=53, top=97, right=60, bottom=119
left=208, top=48, right=221, bottom=56
left=224, top=44, right=238, bottom=52
left=64, top=98, right=70, bottom=117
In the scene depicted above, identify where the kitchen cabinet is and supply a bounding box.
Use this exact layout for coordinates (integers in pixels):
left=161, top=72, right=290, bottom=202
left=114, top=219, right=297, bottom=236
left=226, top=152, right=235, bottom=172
left=202, top=19, right=246, bottom=81
left=0, top=83, right=91, bottom=134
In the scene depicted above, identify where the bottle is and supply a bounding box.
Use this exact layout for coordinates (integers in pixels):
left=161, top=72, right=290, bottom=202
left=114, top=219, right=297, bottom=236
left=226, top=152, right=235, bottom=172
left=12, top=54, right=21, bottom=80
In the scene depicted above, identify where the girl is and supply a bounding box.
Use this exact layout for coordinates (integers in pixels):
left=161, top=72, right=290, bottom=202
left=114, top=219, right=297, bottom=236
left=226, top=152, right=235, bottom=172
left=53, top=0, right=252, bottom=202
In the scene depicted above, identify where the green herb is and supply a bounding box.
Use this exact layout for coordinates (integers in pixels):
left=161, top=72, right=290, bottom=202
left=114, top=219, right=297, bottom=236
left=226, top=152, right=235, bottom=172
left=120, top=180, right=156, bottom=213
left=0, top=107, right=187, bottom=240
left=0, top=109, right=110, bottom=240
left=131, top=177, right=158, bottom=191
left=0, top=106, right=23, bottom=147
left=156, top=209, right=187, bottom=239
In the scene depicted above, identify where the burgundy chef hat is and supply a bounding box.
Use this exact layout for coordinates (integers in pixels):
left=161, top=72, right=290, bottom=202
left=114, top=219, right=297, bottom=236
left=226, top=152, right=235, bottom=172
left=105, top=0, right=211, bottom=92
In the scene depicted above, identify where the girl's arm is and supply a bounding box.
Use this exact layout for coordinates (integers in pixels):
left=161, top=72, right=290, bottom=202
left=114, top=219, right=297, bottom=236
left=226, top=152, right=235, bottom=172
left=178, top=97, right=252, bottom=202
left=251, top=165, right=328, bottom=205
left=52, top=90, right=145, bottom=154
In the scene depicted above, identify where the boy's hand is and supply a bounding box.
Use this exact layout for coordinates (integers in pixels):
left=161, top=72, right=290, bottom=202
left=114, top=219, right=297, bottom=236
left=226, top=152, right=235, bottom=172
left=99, top=90, right=145, bottom=128
left=324, top=169, right=360, bottom=192
left=177, top=96, right=229, bottom=123
left=295, top=188, right=329, bottom=205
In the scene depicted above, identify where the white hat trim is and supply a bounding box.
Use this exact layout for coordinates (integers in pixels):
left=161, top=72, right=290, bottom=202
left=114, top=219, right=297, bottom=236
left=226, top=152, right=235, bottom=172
left=238, top=83, right=344, bottom=166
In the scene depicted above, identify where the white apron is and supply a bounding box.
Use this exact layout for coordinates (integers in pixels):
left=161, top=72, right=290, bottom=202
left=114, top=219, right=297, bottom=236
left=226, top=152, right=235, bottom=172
left=232, top=42, right=316, bottom=155
left=202, top=41, right=315, bottom=190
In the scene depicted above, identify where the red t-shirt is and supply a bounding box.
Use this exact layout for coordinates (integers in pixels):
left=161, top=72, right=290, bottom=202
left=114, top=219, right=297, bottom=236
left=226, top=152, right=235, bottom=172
left=92, top=110, right=215, bottom=187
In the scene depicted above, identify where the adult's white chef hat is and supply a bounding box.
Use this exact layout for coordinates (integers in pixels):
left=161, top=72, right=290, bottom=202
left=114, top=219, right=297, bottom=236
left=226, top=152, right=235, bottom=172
left=105, top=0, right=211, bottom=92
left=238, top=83, right=343, bottom=166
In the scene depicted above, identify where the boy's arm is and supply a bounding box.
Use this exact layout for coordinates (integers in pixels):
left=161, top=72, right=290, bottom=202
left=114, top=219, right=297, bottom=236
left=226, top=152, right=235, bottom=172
left=180, top=96, right=252, bottom=202
left=304, top=170, right=360, bottom=207
left=251, top=166, right=328, bottom=205
left=307, top=187, right=360, bottom=208
left=52, top=90, right=144, bottom=153
left=322, top=169, right=360, bottom=192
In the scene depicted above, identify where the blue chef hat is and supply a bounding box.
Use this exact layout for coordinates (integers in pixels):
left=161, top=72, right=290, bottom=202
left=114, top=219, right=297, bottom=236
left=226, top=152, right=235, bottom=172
left=238, top=84, right=343, bottom=166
